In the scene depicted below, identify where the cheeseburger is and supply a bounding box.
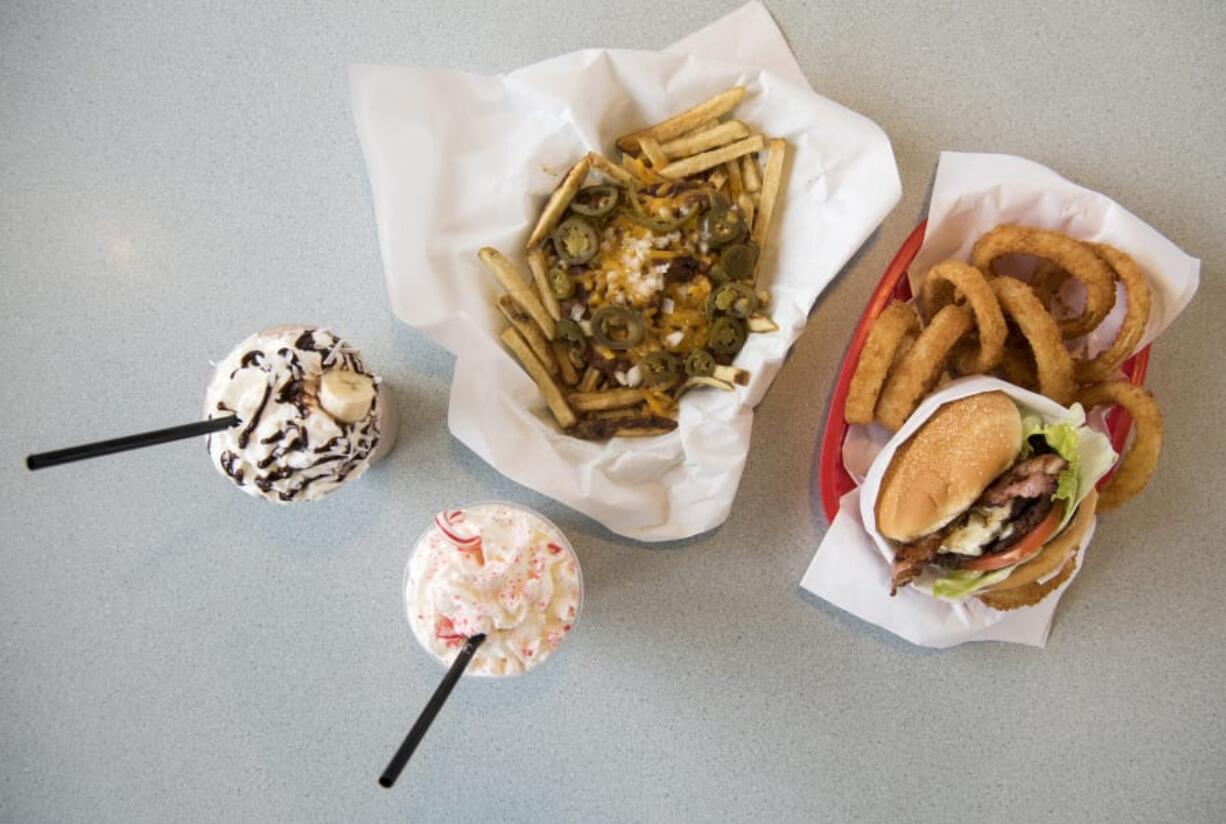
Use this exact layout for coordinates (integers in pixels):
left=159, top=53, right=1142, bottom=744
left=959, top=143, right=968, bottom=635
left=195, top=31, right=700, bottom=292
left=875, top=391, right=1108, bottom=610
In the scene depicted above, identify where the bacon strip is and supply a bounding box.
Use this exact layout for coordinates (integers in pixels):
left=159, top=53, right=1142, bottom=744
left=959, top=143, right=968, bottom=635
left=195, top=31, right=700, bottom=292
left=978, top=454, right=1066, bottom=506
left=890, top=533, right=943, bottom=595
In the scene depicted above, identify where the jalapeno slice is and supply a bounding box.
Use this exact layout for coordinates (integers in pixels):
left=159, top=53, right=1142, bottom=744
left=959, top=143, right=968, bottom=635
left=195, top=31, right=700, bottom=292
left=708, top=282, right=759, bottom=319
left=701, top=206, right=745, bottom=247
left=570, top=185, right=619, bottom=218
left=639, top=351, right=680, bottom=386
left=555, top=319, right=587, bottom=367
left=590, top=305, right=645, bottom=350
left=684, top=349, right=716, bottom=377
left=553, top=217, right=599, bottom=265
left=708, top=317, right=748, bottom=355
left=719, top=242, right=757, bottom=280
left=707, top=264, right=729, bottom=285
left=555, top=318, right=586, bottom=351
left=548, top=266, right=575, bottom=299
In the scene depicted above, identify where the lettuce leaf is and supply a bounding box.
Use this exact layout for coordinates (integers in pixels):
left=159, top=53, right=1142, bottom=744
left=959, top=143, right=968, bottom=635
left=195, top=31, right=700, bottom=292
left=1021, top=414, right=1080, bottom=519
left=932, top=567, right=1014, bottom=600
left=1020, top=406, right=1115, bottom=531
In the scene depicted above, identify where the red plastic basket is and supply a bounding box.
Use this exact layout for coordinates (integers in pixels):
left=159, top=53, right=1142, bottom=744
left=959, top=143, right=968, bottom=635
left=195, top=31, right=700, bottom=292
left=818, top=221, right=1151, bottom=523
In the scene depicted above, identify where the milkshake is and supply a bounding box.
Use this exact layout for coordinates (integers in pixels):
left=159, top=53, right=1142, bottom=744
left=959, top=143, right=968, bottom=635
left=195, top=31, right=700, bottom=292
left=203, top=325, right=398, bottom=502
left=405, top=502, right=582, bottom=677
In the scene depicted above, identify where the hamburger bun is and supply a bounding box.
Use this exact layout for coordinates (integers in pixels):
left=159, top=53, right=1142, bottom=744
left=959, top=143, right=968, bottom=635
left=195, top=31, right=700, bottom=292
left=875, top=391, right=1023, bottom=542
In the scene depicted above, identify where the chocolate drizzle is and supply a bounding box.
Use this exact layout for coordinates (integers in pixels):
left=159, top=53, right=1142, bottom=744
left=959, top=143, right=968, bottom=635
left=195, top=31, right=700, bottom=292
left=219, top=451, right=245, bottom=485
left=208, top=327, right=381, bottom=502
left=294, top=330, right=318, bottom=351
left=240, top=350, right=267, bottom=369
left=275, top=379, right=310, bottom=417
left=236, top=381, right=272, bottom=449
left=314, top=436, right=342, bottom=454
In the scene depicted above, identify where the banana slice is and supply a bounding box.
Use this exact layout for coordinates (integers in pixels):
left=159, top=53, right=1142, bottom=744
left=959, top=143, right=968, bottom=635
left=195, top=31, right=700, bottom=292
left=319, top=369, right=376, bottom=423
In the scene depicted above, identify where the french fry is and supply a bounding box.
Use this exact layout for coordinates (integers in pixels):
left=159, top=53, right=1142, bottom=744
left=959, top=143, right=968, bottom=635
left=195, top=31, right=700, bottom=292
left=587, top=152, right=634, bottom=186
left=678, top=118, right=719, bottom=139
left=639, top=136, right=669, bottom=169
left=684, top=376, right=735, bottom=392
left=712, top=365, right=750, bottom=386
left=741, top=152, right=762, bottom=193
left=593, top=407, right=641, bottom=420
left=737, top=191, right=755, bottom=229
left=746, top=313, right=779, bottom=333
left=658, top=134, right=764, bottom=180
left=526, top=156, right=591, bottom=249
left=751, top=138, right=787, bottom=282
left=553, top=341, right=580, bottom=386
left=659, top=120, right=749, bottom=159
left=641, top=387, right=676, bottom=418
left=725, top=158, right=744, bottom=201
left=578, top=366, right=602, bottom=393
left=570, top=414, right=678, bottom=440
left=526, top=246, right=561, bottom=322
left=567, top=388, right=644, bottom=412
left=500, top=327, right=576, bottom=429
left=616, top=86, right=746, bottom=152
left=498, top=295, right=557, bottom=376
left=487, top=85, right=789, bottom=441
left=479, top=247, right=556, bottom=340
left=620, top=153, right=664, bottom=185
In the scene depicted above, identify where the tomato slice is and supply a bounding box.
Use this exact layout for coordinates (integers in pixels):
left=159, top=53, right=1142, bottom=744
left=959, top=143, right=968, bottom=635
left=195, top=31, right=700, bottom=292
left=959, top=505, right=1063, bottom=571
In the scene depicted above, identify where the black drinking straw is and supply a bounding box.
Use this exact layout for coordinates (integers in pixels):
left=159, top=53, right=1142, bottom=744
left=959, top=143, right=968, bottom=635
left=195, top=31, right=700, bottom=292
left=379, top=633, right=487, bottom=789
left=26, top=415, right=240, bottom=470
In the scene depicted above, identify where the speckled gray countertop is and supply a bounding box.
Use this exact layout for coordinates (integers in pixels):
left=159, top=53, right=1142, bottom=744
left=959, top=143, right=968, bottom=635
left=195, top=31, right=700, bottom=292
left=2, top=2, right=1223, bottom=822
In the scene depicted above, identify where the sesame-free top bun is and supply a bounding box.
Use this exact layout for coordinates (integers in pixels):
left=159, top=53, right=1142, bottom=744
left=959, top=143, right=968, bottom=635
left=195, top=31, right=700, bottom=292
left=875, top=391, right=1023, bottom=542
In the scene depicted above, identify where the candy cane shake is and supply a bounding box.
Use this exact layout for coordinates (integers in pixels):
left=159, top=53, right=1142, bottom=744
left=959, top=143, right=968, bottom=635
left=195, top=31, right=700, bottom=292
left=405, top=502, right=582, bottom=677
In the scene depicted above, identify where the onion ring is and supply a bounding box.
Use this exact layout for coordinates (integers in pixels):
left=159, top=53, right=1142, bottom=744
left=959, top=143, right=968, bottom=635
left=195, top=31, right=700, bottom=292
left=1030, top=260, right=1067, bottom=309
left=971, top=225, right=1116, bottom=339
left=990, top=277, right=1076, bottom=405
left=844, top=302, right=920, bottom=424
left=919, top=260, right=1007, bottom=374
left=1077, top=381, right=1163, bottom=511
left=876, top=304, right=973, bottom=431
left=1075, top=243, right=1152, bottom=382
left=978, top=554, right=1077, bottom=612
left=994, top=345, right=1038, bottom=391
left=1031, top=245, right=1153, bottom=382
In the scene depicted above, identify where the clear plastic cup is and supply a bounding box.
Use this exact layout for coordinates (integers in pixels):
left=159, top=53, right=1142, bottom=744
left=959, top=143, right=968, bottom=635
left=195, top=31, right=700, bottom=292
left=203, top=324, right=398, bottom=502
left=403, top=501, right=583, bottom=678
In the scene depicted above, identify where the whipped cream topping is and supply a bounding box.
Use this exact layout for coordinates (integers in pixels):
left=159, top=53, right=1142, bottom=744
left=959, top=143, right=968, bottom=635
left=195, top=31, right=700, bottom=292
left=203, top=326, right=382, bottom=502
left=406, top=503, right=582, bottom=677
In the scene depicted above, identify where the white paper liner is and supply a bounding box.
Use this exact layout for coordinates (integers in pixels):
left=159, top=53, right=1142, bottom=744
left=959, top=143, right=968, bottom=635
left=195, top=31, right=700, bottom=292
left=351, top=2, right=901, bottom=540
left=804, top=377, right=1101, bottom=648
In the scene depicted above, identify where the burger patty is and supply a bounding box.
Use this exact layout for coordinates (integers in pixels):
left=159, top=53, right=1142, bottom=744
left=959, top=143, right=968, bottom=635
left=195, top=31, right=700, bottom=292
left=987, top=495, right=1056, bottom=554
left=889, top=453, right=1067, bottom=592
left=932, top=495, right=1055, bottom=568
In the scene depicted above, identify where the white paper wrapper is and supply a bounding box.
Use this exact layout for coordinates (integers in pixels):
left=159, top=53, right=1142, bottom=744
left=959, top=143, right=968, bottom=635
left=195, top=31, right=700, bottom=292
left=802, top=151, right=1201, bottom=647
left=841, top=153, right=1201, bottom=487
left=350, top=2, right=901, bottom=540
left=802, top=377, right=1099, bottom=648
left=912, top=152, right=1200, bottom=357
